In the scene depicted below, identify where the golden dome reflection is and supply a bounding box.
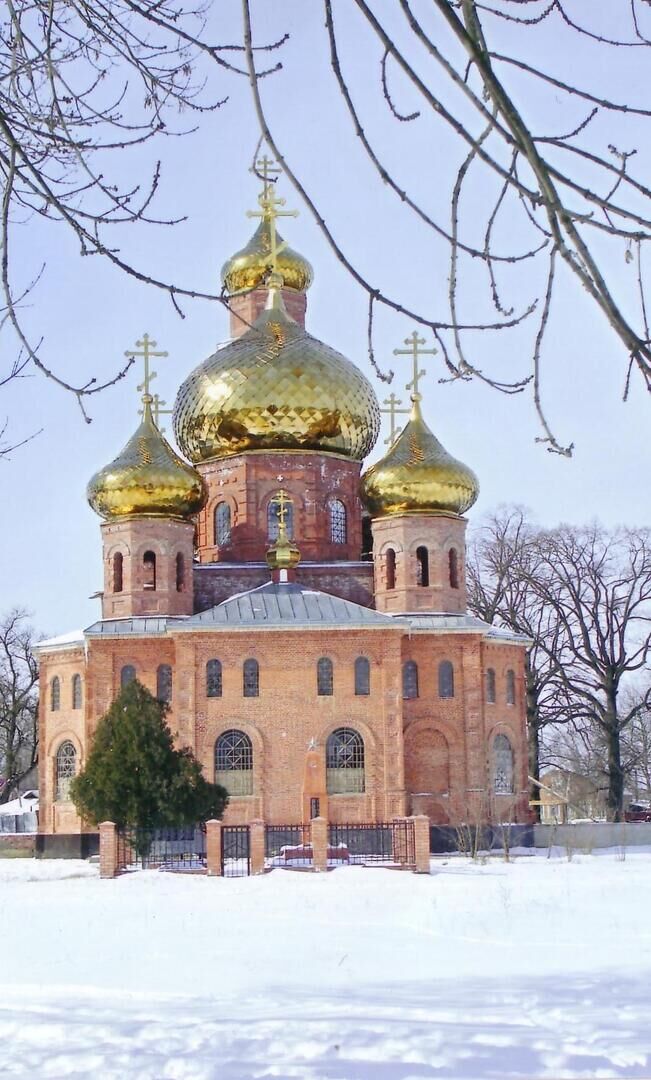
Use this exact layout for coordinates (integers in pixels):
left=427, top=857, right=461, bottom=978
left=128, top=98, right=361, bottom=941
left=221, top=219, right=314, bottom=295
left=87, top=397, right=207, bottom=520
left=360, top=395, right=479, bottom=517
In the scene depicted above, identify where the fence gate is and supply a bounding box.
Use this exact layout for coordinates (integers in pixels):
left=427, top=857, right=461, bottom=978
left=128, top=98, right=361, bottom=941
left=328, top=821, right=416, bottom=869
left=221, top=825, right=251, bottom=877
left=264, top=824, right=313, bottom=869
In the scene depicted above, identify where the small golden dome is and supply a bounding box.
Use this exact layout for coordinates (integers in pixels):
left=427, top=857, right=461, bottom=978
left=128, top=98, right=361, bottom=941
left=173, top=285, right=380, bottom=463
left=360, top=395, right=479, bottom=516
left=221, top=220, right=314, bottom=295
left=266, top=521, right=301, bottom=572
left=87, top=397, right=207, bottom=520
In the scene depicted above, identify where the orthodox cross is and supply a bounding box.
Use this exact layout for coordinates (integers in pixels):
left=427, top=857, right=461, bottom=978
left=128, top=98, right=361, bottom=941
left=380, top=392, right=410, bottom=445
left=251, top=153, right=281, bottom=200
left=270, top=487, right=292, bottom=527
left=140, top=392, right=173, bottom=432
left=126, top=333, right=168, bottom=405
left=393, top=331, right=437, bottom=397
left=246, top=182, right=298, bottom=276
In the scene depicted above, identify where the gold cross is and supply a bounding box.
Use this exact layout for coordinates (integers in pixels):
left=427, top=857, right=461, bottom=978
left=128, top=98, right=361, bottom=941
left=126, top=333, right=168, bottom=401
left=393, top=331, right=437, bottom=397
left=380, top=393, right=410, bottom=445
left=251, top=153, right=281, bottom=200
left=270, top=487, right=292, bottom=527
left=246, top=184, right=298, bottom=277
left=140, top=393, right=173, bottom=432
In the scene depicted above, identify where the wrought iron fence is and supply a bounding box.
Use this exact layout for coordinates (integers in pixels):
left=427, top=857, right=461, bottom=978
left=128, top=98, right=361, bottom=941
left=221, top=825, right=250, bottom=877
left=117, top=825, right=207, bottom=872
left=264, top=824, right=313, bottom=869
left=328, top=821, right=416, bottom=868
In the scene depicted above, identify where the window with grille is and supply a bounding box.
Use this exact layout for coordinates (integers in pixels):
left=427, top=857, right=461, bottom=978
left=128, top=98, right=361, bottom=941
left=56, top=741, right=76, bottom=801
left=267, top=495, right=294, bottom=540
left=486, top=668, right=496, bottom=704
left=354, top=656, right=370, bottom=696
left=157, top=664, right=172, bottom=704
left=317, top=657, right=333, bottom=696
left=243, top=658, right=259, bottom=697
left=329, top=499, right=347, bottom=544
left=215, top=502, right=231, bottom=547
left=449, top=548, right=459, bottom=589
left=72, top=674, right=82, bottom=710
left=121, top=664, right=136, bottom=688
left=506, top=669, right=516, bottom=705
left=113, top=552, right=123, bottom=593
left=386, top=548, right=396, bottom=590
left=326, top=728, right=365, bottom=794
left=215, top=729, right=253, bottom=795
left=206, top=659, right=222, bottom=698
left=402, top=661, right=419, bottom=700
left=416, top=546, right=429, bottom=587
left=438, top=660, right=454, bottom=699
left=51, top=676, right=60, bottom=711
left=493, top=734, right=514, bottom=794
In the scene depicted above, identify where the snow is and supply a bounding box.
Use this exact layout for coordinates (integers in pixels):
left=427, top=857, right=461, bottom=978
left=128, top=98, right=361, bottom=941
left=0, top=792, right=38, bottom=816
left=35, top=629, right=84, bottom=650
left=1, top=851, right=651, bottom=1078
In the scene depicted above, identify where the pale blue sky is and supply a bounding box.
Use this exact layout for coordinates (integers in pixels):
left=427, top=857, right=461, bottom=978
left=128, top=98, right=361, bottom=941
left=1, top=1, right=649, bottom=636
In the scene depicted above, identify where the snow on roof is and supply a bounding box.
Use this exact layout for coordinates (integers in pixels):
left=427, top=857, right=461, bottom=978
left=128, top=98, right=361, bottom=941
left=34, top=630, right=85, bottom=652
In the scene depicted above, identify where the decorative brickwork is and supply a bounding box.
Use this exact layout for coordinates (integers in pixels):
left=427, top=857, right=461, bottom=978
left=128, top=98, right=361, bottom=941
left=372, top=513, right=468, bottom=614
left=100, top=517, right=195, bottom=618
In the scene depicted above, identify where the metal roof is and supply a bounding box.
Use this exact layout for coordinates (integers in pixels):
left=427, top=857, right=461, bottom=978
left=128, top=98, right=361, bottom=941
left=84, top=616, right=183, bottom=637
left=402, top=612, right=530, bottom=643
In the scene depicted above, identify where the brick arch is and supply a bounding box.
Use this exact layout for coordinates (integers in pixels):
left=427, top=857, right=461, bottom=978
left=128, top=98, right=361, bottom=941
left=406, top=536, right=442, bottom=554
left=404, top=724, right=451, bottom=797
left=257, top=484, right=307, bottom=513
left=105, top=541, right=131, bottom=559
left=210, top=720, right=265, bottom=795
left=47, top=730, right=83, bottom=760
left=378, top=539, right=404, bottom=556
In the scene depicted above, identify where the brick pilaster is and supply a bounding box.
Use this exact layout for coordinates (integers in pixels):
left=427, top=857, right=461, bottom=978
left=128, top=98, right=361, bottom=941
left=311, top=816, right=328, bottom=872
left=413, top=815, right=431, bottom=874
left=250, top=819, right=266, bottom=875
left=99, top=821, right=117, bottom=879
left=206, top=819, right=222, bottom=876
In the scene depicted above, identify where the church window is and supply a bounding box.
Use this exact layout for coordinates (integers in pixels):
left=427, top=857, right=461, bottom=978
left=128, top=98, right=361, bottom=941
left=215, top=502, right=231, bottom=547
left=215, top=729, right=253, bottom=796
left=143, top=550, right=156, bottom=590
left=51, top=676, right=61, bottom=712
left=329, top=499, right=347, bottom=544
left=361, top=514, right=373, bottom=561
left=386, top=548, right=396, bottom=590
left=317, top=657, right=333, bottom=696
left=267, top=495, right=294, bottom=541
left=506, top=668, right=516, bottom=705
left=206, top=659, right=222, bottom=698
left=176, top=553, right=185, bottom=593
left=486, top=668, right=496, bottom=704
left=121, top=664, right=136, bottom=688
left=55, top=741, right=76, bottom=801
left=354, top=656, right=370, bottom=696
left=449, top=548, right=459, bottom=590
left=416, top=546, right=429, bottom=587
left=438, top=660, right=454, bottom=699
left=157, top=664, right=172, bottom=704
left=113, top=552, right=123, bottom=593
left=402, top=661, right=419, bottom=700
left=493, top=734, right=514, bottom=794
left=326, top=728, right=365, bottom=794
left=243, top=658, right=259, bottom=697
left=72, top=674, right=82, bottom=710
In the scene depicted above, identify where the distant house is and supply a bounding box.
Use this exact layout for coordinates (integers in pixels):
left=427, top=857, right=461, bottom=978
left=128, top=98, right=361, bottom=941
left=538, top=769, right=606, bottom=823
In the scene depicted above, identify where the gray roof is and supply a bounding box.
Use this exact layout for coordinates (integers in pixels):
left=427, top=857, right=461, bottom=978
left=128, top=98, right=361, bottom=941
left=84, top=616, right=184, bottom=637
left=178, top=582, right=403, bottom=632
left=401, top=612, right=530, bottom=643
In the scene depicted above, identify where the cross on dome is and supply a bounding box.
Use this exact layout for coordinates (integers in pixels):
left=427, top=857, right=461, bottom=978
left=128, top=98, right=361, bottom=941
left=393, top=331, right=437, bottom=398
left=126, top=333, right=169, bottom=406
left=251, top=153, right=281, bottom=200
left=246, top=179, right=298, bottom=279
left=380, top=392, right=410, bottom=445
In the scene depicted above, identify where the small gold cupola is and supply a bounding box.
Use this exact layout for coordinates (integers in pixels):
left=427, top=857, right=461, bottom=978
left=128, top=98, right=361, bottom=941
left=221, top=219, right=314, bottom=296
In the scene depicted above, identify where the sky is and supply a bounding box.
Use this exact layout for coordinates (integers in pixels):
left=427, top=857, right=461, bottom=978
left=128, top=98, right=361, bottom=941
left=1, top=0, right=649, bottom=636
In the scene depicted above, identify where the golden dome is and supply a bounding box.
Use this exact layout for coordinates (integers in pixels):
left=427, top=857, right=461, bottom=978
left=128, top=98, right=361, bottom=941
left=221, top=220, right=314, bottom=295
left=87, top=397, right=207, bottom=520
left=360, top=395, right=479, bottom=516
left=266, top=522, right=301, bottom=572
left=173, top=285, right=380, bottom=463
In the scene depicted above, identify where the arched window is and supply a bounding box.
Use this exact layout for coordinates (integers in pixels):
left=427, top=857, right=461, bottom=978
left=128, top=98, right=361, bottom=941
left=506, top=669, right=516, bottom=705
left=243, top=658, right=259, bottom=697
left=72, top=674, right=82, bottom=710
left=438, top=660, right=455, bottom=699
left=267, top=495, right=294, bottom=541
left=157, top=664, right=172, bottom=704
left=386, top=548, right=396, bottom=590
left=143, top=550, right=156, bottom=590
left=215, top=730, right=253, bottom=796
left=329, top=498, right=347, bottom=544
left=486, top=668, right=496, bottom=704
left=121, top=664, right=136, bottom=688
left=175, top=553, right=185, bottom=593
left=215, top=502, right=231, bottom=547
left=449, top=548, right=459, bottom=590
left=326, top=728, right=365, bottom=794
left=55, top=741, right=76, bottom=801
left=416, top=546, right=429, bottom=587
left=402, top=660, right=419, bottom=700
left=354, top=656, right=370, bottom=696
left=50, top=676, right=60, bottom=712
left=493, top=734, right=514, bottom=794
left=113, top=552, right=123, bottom=594
left=206, top=659, right=222, bottom=698
left=317, top=657, right=333, bottom=696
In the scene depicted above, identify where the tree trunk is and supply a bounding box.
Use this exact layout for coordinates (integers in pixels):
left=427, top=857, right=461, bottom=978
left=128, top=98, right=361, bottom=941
left=526, top=667, right=541, bottom=822
left=605, top=700, right=624, bottom=821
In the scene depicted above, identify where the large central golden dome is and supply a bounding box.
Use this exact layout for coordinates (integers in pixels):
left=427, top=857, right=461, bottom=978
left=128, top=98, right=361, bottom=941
left=173, top=286, right=380, bottom=463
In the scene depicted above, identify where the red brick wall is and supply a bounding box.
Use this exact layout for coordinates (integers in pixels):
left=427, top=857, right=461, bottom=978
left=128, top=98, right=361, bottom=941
left=228, top=287, right=307, bottom=337
left=193, top=561, right=374, bottom=612
left=100, top=518, right=195, bottom=618
left=372, top=513, right=469, bottom=614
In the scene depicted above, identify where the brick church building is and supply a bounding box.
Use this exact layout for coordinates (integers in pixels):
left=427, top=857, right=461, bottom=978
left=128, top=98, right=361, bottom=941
left=36, top=170, right=531, bottom=837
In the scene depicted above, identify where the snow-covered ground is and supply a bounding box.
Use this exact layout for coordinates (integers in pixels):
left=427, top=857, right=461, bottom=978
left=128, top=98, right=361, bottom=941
left=1, top=850, right=651, bottom=1079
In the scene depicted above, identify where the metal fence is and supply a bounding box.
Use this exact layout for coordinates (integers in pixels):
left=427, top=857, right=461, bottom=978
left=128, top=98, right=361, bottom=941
left=264, top=824, right=313, bottom=869
left=328, top=821, right=416, bottom=869
left=221, top=825, right=251, bottom=877
left=117, top=825, right=207, bottom=872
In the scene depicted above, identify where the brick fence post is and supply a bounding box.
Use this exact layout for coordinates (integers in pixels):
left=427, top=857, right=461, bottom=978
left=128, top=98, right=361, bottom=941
left=99, top=821, right=117, bottom=879
left=311, top=816, right=328, bottom=872
left=205, top=819, right=223, bottom=876
left=413, top=815, right=431, bottom=874
left=250, top=820, right=265, bottom=875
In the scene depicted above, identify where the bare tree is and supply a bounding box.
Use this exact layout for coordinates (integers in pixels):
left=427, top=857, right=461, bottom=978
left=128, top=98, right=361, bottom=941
left=0, top=609, right=39, bottom=802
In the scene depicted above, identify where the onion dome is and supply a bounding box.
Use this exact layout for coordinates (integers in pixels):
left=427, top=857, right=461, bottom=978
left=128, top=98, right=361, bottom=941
left=360, top=395, right=479, bottom=517
left=173, top=280, right=380, bottom=463
left=266, top=521, right=301, bottom=572
left=221, top=220, right=314, bottom=295
left=87, top=396, right=207, bottom=520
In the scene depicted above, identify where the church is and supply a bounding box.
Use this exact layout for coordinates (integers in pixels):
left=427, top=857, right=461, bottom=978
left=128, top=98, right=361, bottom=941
left=36, top=163, right=531, bottom=838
